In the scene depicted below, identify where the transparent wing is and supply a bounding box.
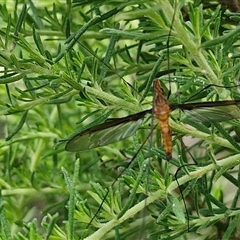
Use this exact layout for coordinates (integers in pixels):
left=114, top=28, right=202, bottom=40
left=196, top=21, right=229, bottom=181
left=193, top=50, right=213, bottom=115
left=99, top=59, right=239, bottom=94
left=182, top=105, right=240, bottom=123
left=65, top=117, right=146, bottom=152
left=171, top=100, right=240, bottom=123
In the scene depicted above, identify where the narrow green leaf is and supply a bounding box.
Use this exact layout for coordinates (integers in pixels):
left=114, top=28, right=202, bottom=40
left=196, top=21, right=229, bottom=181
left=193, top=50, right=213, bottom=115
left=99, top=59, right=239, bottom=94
left=14, top=4, right=27, bottom=36
left=0, top=72, right=26, bottom=84
left=98, top=25, right=119, bottom=84
left=168, top=195, right=186, bottom=224
left=0, top=193, right=12, bottom=240
left=32, top=25, right=45, bottom=56
left=222, top=214, right=240, bottom=240
left=6, top=111, right=28, bottom=141
left=201, top=25, right=240, bottom=48
left=212, top=122, right=240, bottom=152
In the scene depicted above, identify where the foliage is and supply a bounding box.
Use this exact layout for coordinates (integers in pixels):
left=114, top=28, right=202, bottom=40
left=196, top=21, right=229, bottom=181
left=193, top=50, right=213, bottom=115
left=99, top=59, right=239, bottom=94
left=0, top=0, right=240, bottom=239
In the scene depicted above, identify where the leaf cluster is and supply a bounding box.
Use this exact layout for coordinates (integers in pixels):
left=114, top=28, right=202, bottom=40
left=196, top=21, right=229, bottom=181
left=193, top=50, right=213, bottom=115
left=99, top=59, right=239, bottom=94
left=0, top=0, right=240, bottom=240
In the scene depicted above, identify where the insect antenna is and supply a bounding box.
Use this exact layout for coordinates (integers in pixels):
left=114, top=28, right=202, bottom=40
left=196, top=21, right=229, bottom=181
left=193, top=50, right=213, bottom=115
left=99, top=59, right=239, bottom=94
left=166, top=2, right=177, bottom=100
left=174, top=137, right=199, bottom=232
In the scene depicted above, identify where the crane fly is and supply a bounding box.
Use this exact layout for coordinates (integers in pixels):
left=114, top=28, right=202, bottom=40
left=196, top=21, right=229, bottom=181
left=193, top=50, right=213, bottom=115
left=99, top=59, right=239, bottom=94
left=65, top=79, right=240, bottom=159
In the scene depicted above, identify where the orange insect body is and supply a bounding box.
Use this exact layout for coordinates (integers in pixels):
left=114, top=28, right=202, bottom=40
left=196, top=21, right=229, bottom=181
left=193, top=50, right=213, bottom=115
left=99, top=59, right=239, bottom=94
left=153, top=79, right=172, bottom=160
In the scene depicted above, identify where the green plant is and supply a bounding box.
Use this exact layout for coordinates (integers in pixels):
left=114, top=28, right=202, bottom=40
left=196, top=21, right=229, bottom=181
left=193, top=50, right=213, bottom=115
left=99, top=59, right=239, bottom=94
left=0, top=0, right=240, bottom=239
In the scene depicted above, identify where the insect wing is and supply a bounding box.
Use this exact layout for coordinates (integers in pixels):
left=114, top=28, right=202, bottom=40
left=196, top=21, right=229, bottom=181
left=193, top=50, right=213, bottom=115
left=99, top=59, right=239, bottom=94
left=65, top=118, right=144, bottom=152
left=172, top=101, right=240, bottom=123
left=183, top=106, right=240, bottom=123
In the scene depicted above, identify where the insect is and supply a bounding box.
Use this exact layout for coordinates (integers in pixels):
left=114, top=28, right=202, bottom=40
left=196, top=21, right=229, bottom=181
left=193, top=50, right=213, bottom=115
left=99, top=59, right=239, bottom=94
left=65, top=79, right=240, bottom=160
